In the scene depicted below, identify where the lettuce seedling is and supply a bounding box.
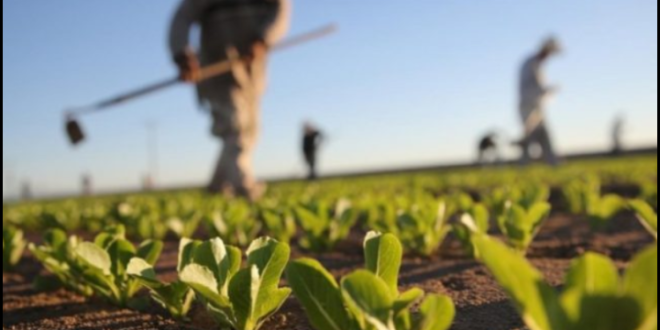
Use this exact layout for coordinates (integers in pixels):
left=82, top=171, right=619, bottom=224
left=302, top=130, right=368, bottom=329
left=167, top=210, right=203, bottom=239
left=586, top=194, right=626, bottom=230
left=629, top=200, right=657, bottom=240
left=396, top=201, right=453, bottom=257
left=29, top=229, right=93, bottom=296
left=74, top=225, right=164, bottom=307
left=287, top=232, right=456, bottom=330
left=485, top=184, right=550, bottom=218
left=364, top=202, right=399, bottom=235
left=294, top=199, right=358, bottom=252
left=261, top=208, right=297, bottom=245
left=453, top=204, right=490, bottom=258
left=563, top=177, right=625, bottom=229
left=3, top=226, right=26, bottom=272
left=496, top=202, right=551, bottom=254
left=517, top=185, right=551, bottom=211
left=206, top=201, right=262, bottom=247
left=127, top=239, right=197, bottom=320
left=450, top=192, right=474, bottom=213
left=112, top=201, right=168, bottom=240
left=474, top=235, right=657, bottom=330
left=562, top=177, right=600, bottom=215
left=180, top=237, right=291, bottom=330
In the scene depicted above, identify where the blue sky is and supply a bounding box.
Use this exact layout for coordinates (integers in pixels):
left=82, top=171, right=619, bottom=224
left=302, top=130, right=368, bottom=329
left=3, top=0, right=658, bottom=198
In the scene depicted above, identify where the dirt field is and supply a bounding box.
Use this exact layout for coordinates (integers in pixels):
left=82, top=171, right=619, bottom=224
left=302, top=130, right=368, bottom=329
left=3, top=209, right=654, bottom=330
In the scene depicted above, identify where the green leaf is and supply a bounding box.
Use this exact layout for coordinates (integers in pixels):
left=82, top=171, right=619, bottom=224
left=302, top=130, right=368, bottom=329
left=127, top=258, right=162, bottom=289
left=193, top=238, right=229, bottom=290
left=564, top=253, right=620, bottom=296
left=108, top=239, right=137, bottom=277
left=364, top=232, right=403, bottom=296
left=256, top=287, right=292, bottom=328
left=561, top=253, right=622, bottom=325
left=44, top=229, right=68, bottom=249
left=562, top=292, right=643, bottom=330
left=341, top=270, right=395, bottom=329
left=137, top=240, right=163, bottom=266
left=394, top=288, right=424, bottom=315
left=76, top=242, right=112, bottom=275
left=82, top=268, right=121, bottom=303
left=247, top=237, right=290, bottom=290
left=459, top=213, right=482, bottom=233
left=286, top=259, right=352, bottom=330
left=415, top=294, right=456, bottom=330
left=598, top=195, right=625, bottom=218
left=128, top=258, right=194, bottom=320
left=94, top=225, right=127, bottom=249
left=473, top=235, right=567, bottom=330
left=226, top=245, right=243, bottom=281
left=499, top=202, right=550, bottom=252
left=393, top=288, right=424, bottom=330
left=180, top=264, right=231, bottom=309
left=295, top=207, right=325, bottom=234
left=589, top=195, right=625, bottom=229
left=624, top=245, right=658, bottom=318
left=469, top=204, right=490, bottom=233
left=629, top=200, right=658, bottom=240
left=3, top=226, right=26, bottom=270
left=228, top=267, right=258, bottom=330
left=178, top=238, right=201, bottom=272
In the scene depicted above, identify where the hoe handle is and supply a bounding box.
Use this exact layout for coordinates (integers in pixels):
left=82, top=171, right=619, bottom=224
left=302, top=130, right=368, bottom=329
left=72, top=24, right=337, bottom=116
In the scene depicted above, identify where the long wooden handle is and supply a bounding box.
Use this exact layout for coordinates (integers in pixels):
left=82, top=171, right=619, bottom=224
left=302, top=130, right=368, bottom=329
left=71, top=24, right=337, bottom=116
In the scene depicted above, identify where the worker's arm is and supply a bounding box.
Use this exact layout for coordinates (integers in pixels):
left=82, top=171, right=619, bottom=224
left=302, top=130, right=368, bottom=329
left=533, top=60, right=560, bottom=97
left=169, top=0, right=206, bottom=82
left=261, top=0, right=292, bottom=46
left=243, top=0, right=291, bottom=77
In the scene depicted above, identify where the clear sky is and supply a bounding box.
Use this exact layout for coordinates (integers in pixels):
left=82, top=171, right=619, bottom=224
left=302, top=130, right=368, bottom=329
left=3, top=0, right=658, bottom=198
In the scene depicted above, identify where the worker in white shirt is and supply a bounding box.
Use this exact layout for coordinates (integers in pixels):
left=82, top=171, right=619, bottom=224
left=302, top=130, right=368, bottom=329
left=518, top=37, right=562, bottom=166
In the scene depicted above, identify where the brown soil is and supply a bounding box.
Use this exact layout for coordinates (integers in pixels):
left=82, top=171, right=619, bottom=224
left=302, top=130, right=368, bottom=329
left=3, top=211, right=654, bottom=330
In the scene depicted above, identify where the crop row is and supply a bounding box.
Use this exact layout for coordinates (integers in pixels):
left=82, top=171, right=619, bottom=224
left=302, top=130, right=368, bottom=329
left=4, top=222, right=657, bottom=330
left=4, top=178, right=657, bottom=259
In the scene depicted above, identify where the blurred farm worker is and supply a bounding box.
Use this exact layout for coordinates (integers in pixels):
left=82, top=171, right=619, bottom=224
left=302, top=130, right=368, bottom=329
left=612, top=115, right=626, bottom=155
left=477, top=132, right=501, bottom=166
left=302, top=122, right=324, bottom=180
left=518, top=37, right=562, bottom=166
left=82, top=174, right=92, bottom=196
left=169, top=0, right=291, bottom=200
left=21, top=181, right=32, bottom=201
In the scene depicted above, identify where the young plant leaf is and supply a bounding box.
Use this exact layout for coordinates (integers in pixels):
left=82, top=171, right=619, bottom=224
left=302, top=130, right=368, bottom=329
left=623, top=245, right=658, bottom=320
left=180, top=263, right=231, bottom=309
left=76, top=242, right=112, bottom=276
left=137, top=240, right=163, bottom=266
left=286, top=259, right=352, bottom=330
left=341, top=270, right=395, bottom=330
left=364, top=232, right=403, bottom=296
left=629, top=200, right=658, bottom=240
left=415, top=294, right=456, bottom=330
left=3, top=226, right=26, bottom=271
left=473, top=235, right=567, bottom=330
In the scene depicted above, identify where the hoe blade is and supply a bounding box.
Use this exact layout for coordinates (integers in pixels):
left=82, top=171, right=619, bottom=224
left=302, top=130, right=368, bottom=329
left=66, top=117, right=85, bottom=145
